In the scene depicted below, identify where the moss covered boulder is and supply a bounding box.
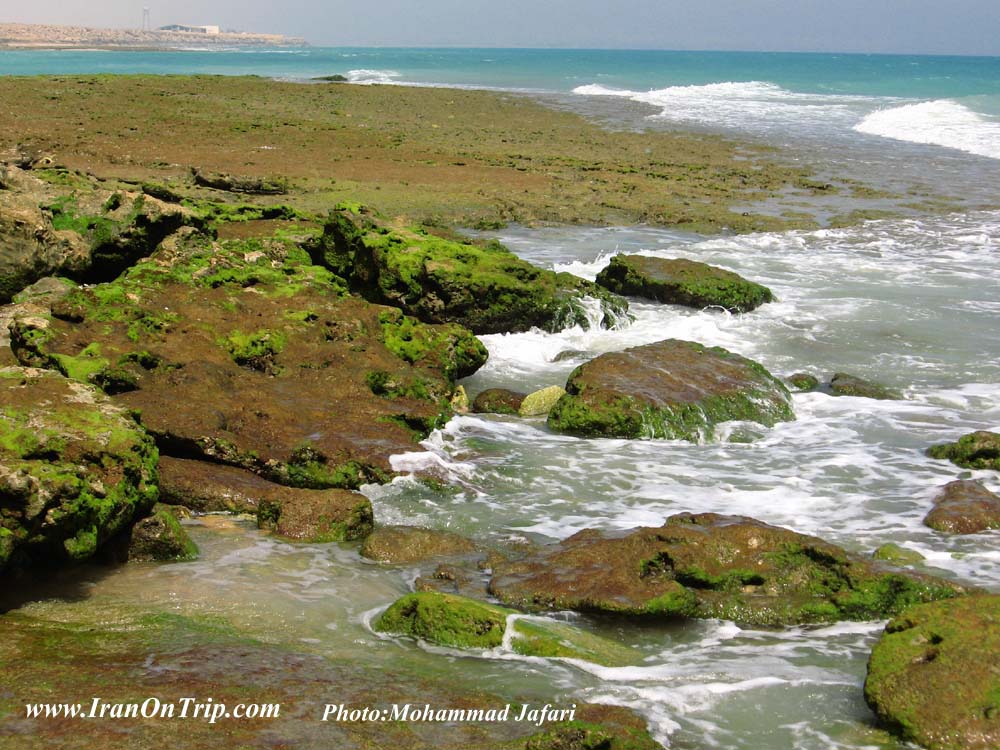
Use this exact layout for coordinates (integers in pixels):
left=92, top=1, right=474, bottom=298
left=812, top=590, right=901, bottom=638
left=923, top=480, right=1000, bottom=534
left=472, top=388, right=526, bottom=415
left=125, top=503, right=198, bottom=561
left=595, top=254, right=774, bottom=313
left=521, top=706, right=663, bottom=750
left=927, top=431, right=1000, bottom=472
left=828, top=372, right=901, bottom=400
left=361, top=525, right=477, bottom=563
left=519, top=385, right=567, bottom=417
left=257, top=488, right=373, bottom=543
left=10, top=231, right=486, bottom=490
left=373, top=591, right=641, bottom=667
left=309, top=206, right=629, bottom=334
left=489, top=512, right=969, bottom=626
left=547, top=339, right=794, bottom=441
left=0, top=366, right=159, bottom=572
left=864, top=594, right=1000, bottom=750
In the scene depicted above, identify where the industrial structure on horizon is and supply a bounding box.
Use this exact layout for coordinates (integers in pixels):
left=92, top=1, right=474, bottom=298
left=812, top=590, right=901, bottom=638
left=158, top=24, right=221, bottom=35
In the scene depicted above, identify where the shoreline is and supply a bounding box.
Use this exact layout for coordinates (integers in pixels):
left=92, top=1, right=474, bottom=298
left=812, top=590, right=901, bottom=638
left=0, top=73, right=923, bottom=234
left=0, top=23, right=306, bottom=50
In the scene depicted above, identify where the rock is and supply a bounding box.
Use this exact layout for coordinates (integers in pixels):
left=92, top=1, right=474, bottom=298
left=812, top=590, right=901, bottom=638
left=547, top=339, right=794, bottom=441
left=523, top=705, right=663, bottom=750
left=472, top=388, right=526, bottom=415
left=519, top=385, right=567, bottom=417
left=927, top=431, right=1000, bottom=472
left=0, top=277, right=76, bottom=360
left=0, top=366, right=158, bottom=572
left=923, top=480, right=1000, bottom=534
left=361, top=525, right=476, bottom=564
left=191, top=167, right=288, bottom=195
left=595, top=254, right=774, bottom=313
left=257, top=488, right=373, bottom=542
left=373, top=592, right=641, bottom=667
left=309, top=205, right=629, bottom=334
left=125, top=503, right=198, bottom=561
left=828, top=372, right=901, bottom=400
left=488, top=512, right=969, bottom=626
left=872, top=543, right=925, bottom=565
left=0, top=164, right=200, bottom=302
left=11, top=232, right=487, bottom=490
left=864, top=594, right=1000, bottom=750
left=450, top=384, right=470, bottom=413
left=787, top=372, right=819, bottom=391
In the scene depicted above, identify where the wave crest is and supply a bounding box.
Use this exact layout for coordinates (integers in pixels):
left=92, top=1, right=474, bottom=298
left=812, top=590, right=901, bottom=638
left=854, top=99, right=1000, bottom=160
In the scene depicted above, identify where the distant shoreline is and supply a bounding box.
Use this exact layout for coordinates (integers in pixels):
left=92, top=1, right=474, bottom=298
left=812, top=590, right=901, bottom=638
left=0, top=22, right=306, bottom=50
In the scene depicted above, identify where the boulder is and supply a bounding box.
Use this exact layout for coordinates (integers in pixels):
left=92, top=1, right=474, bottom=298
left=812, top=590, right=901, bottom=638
left=828, top=372, right=900, bottom=400
left=10, top=232, right=487, bottom=490
left=361, top=525, right=476, bottom=564
left=547, top=339, right=794, bottom=441
left=309, top=206, right=629, bottom=334
left=191, top=167, right=288, bottom=195
left=595, top=254, right=774, bottom=313
left=923, top=480, right=1000, bottom=534
left=523, top=706, right=663, bottom=750
left=0, top=366, right=158, bottom=572
left=125, top=503, right=198, bottom=561
left=927, top=431, right=1000, bottom=472
left=864, top=594, right=1000, bottom=750
left=787, top=372, right=819, bottom=391
left=488, top=512, right=969, bottom=626
left=872, top=543, right=925, bottom=565
left=257, top=488, right=373, bottom=543
left=519, top=385, right=566, bottom=417
left=373, top=591, right=641, bottom=667
left=472, top=388, right=526, bottom=415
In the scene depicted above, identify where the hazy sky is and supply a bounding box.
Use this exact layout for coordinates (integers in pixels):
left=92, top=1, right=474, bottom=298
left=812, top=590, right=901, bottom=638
left=4, top=1, right=999, bottom=55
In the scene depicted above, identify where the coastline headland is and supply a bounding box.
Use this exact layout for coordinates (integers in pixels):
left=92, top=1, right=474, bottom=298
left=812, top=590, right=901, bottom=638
left=0, top=22, right=306, bottom=49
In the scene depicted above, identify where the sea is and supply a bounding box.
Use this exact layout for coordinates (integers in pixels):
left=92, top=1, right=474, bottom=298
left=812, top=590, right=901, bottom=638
left=2, top=47, right=999, bottom=749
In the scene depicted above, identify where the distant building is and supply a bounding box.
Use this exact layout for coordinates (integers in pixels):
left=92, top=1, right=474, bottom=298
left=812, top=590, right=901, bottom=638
left=158, top=24, right=221, bottom=35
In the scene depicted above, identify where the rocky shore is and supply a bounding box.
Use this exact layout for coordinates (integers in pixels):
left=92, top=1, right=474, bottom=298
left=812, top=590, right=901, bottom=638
left=0, top=23, right=305, bottom=49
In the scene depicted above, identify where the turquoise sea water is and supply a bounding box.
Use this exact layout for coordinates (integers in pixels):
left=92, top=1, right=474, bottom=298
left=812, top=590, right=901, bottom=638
left=3, top=46, right=1000, bottom=750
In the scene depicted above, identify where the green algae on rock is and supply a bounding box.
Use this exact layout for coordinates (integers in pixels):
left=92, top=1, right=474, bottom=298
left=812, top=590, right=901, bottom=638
left=10, top=230, right=486, bottom=490
left=309, top=205, right=629, bottom=335
left=923, top=480, right=1000, bottom=535
left=828, top=372, right=901, bottom=400
left=257, top=488, right=373, bottom=543
left=927, top=431, right=1000, bottom=472
left=472, top=388, right=527, bottom=415
left=872, top=543, right=925, bottom=565
left=0, top=366, right=158, bottom=572
left=864, top=594, right=1000, bottom=750
left=373, top=591, right=641, bottom=667
left=488, top=512, right=969, bottom=626
left=361, top=525, right=477, bottom=564
left=125, top=503, right=198, bottom=561
left=547, top=339, right=794, bottom=441
left=595, top=254, right=774, bottom=313
left=519, top=386, right=567, bottom=418
left=787, top=372, right=820, bottom=391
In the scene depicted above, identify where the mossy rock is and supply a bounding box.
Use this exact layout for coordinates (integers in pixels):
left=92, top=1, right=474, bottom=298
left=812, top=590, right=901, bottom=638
left=374, top=592, right=642, bottom=666
left=489, top=512, right=971, bottom=626
left=0, top=366, right=159, bottom=572
left=519, top=386, right=567, bottom=417
left=547, top=339, right=794, bottom=441
left=864, top=594, right=1000, bottom=750
left=787, top=372, right=819, bottom=391
left=257, top=488, right=373, bottom=542
left=872, top=543, right=925, bottom=565
left=309, top=205, right=629, bottom=335
left=126, top=503, right=198, bottom=561
left=472, top=388, right=526, bottom=415
left=361, top=525, right=477, bottom=564
left=923, top=480, right=1000, bottom=534
left=828, top=372, right=901, bottom=400
left=927, top=431, right=1000, bottom=472
left=595, top=254, right=774, bottom=313
left=9, top=231, right=486, bottom=490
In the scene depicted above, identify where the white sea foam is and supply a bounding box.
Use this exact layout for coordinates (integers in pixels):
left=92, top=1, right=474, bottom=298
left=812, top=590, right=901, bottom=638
left=346, top=68, right=402, bottom=83
left=854, top=99, right=1000, bottom=160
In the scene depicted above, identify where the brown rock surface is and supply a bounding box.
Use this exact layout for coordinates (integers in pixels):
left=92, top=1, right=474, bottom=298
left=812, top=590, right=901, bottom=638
left=361, top=525, right=477, bottom=564
left=923, top=480, right=1000, bottom=534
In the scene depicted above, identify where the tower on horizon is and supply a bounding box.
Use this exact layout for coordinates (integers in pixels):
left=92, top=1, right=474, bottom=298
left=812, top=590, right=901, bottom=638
left=142, top=7, right=151, bottom=31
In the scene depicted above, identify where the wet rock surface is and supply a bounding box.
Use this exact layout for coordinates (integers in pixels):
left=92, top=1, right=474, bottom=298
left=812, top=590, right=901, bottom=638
left=361, top=525, right=477, bottom=564
left=311, top=206, right=629, bottom=335
left=927, top=431, right=1000, bottom=472
left=257, top=487, right=373, bottom=543
left=864, top=594, right=1000, bottom=750
left=471, top=388, right=526, bottom=415
left=923, top=480, right=1000, bottom=534
left=547, top=339, right=794, bottom=441
left=10, top=232, right=486, bottom=490
left=595, top=254, right=774, bottom=313
left=519, top=385, right=566, bottom=417
left=0, top=366, right=158, bottom=572
left=123, top=503, right=199, bottom=561
left=489, top=512, right=968, bottom=626
left=828, top=372, right=901, bottom=400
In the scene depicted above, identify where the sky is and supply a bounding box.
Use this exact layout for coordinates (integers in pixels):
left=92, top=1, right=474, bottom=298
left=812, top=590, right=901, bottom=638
left=3, top=0, right=999, bottom=56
